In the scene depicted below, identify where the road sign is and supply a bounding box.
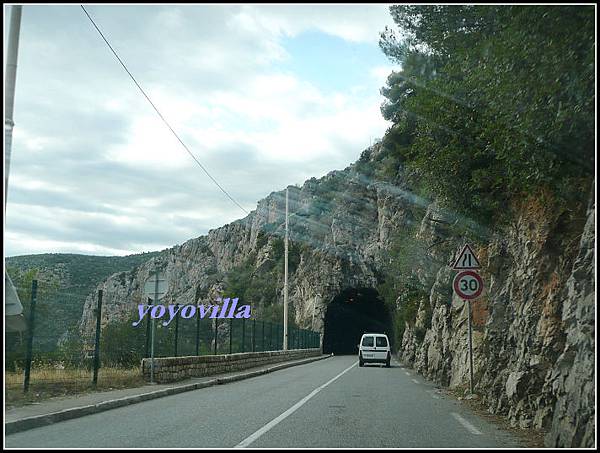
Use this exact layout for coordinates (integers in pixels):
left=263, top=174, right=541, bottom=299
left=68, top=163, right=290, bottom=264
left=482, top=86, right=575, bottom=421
left=144, top=271, right=168, bottom=301
left=452, top=244, right=481, bottom=270
left=453, top=270, right=484, bottom=300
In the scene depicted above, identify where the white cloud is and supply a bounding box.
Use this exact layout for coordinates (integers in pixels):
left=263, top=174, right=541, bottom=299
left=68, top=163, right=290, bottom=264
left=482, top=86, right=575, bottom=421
left=5, top=4, right=397, bottom=256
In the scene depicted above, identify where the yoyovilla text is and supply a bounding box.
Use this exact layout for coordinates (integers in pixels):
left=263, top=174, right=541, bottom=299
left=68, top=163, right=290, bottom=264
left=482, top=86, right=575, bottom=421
left=132, top=298, right=251, bottom=327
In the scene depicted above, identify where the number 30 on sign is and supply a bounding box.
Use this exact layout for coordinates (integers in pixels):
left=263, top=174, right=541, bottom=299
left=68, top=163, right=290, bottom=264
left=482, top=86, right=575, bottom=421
left=453, top=270, right=484, bottom=300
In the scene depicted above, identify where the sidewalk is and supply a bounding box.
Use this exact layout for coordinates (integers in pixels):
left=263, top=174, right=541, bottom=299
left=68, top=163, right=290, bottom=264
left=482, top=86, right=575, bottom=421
left=5, top=353, right=332, bottom=435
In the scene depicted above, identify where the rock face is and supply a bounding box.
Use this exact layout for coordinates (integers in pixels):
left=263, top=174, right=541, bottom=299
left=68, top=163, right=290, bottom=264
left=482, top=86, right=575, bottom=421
left=399, top=190, right=595, bottom=447
left=77, top=144, right=594, bottom=447
left=78, top=144, right=413, bottom=337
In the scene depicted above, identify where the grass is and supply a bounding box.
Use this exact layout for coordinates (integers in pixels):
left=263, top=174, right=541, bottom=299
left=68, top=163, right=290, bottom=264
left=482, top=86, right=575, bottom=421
left=5, top=365, right=145, bottom=408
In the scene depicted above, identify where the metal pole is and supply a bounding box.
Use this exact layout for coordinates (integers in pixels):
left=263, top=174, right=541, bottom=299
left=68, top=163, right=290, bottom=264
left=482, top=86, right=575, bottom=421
left=213, top=318, right=218, bottom=355
left=174, top=303, right=179, bottom=357
left=241, top=317, right=246, bottom=352
left=261, top=320, right=265, bottom=352
left=145, top=297, right=151, bottom=358
left=283, top=187, right=289, bottom=350
left=195, top=286, right=201, bottom=356
left=150, top=267, right=159, bottom=384
left=23, top=279, right=37, bottom=393
left=467, top=299, right=474, bottom=394
left=92, top=289, right=103, bottom=387
left=269, top=322, right=272, bottom=350
left=252, top=319, right=256, bottom=352
left=5, top=5, right=22, bottom=208
left=229, top=318, right=233, bottom=354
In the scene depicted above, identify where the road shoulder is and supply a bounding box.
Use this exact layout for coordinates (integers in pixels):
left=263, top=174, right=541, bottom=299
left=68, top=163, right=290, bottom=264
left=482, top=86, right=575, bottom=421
left=5, top=353, right=332, bottom=435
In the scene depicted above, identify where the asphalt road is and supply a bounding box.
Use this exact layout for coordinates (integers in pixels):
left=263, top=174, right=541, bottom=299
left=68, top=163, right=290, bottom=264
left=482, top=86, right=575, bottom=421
left=5, top=356, right=523, bottom=448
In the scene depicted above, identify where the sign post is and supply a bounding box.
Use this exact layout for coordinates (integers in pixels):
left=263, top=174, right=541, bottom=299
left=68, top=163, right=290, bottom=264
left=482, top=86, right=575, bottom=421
left=452, top=244, right=483, bottom=395
left=144, top=267, right=168, bottom=384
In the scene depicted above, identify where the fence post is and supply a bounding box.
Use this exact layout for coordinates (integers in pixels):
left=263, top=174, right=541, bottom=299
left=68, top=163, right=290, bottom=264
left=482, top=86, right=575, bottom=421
left=23, top=279, right=38, bottom=393
left=261, top=320, right=265, bottom=352
left=229, top=318, right=233, bottom=354
left=195, top=306, right=201, bottom=356
left=241, top=317, right=246, bottom=353
left=195, top=285, right=201, bottom=356
left=174, top=303, right=179, bottom=357
left=213, top=318, right=218, bottom=355
left=269, top=322, right=273, bottom=350
left=252, top=319, right=256, bottom=352
left=92, top=289, right=103, bottom=388
left=145, top=297, right=151, bottom=357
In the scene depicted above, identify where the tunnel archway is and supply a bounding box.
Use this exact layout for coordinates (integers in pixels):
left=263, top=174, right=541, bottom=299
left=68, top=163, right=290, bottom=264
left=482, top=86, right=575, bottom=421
left=322, top=287, right=394, bottom=355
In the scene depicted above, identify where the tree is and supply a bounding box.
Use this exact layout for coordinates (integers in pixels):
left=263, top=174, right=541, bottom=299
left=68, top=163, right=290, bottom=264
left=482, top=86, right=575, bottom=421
left=378, top=6, right=594, bottom=222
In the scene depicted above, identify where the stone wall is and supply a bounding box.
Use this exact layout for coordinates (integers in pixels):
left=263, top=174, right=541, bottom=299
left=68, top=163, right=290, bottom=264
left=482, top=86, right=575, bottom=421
left=141, top=348, right=322, bottom=383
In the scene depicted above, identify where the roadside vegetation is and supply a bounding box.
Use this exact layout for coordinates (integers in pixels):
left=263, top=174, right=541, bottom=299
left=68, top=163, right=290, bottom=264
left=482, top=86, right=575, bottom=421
left=371, top=5, right=594, bottom=339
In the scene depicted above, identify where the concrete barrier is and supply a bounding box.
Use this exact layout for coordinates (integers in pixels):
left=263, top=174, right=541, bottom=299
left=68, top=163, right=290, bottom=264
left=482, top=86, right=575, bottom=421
left=142, top=348, right=322, bottom=383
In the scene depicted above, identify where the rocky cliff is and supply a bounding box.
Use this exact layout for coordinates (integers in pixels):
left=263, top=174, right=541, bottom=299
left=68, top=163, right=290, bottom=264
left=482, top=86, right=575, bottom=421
left=399, top=189, right=595, bottom=447
left=76, top=143, right=594, bottom=447
left=78, top=144, right=413, bottom=336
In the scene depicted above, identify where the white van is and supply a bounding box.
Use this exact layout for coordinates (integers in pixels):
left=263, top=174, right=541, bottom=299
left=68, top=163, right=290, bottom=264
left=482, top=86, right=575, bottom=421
left=358, top=333, right=391, bottom=367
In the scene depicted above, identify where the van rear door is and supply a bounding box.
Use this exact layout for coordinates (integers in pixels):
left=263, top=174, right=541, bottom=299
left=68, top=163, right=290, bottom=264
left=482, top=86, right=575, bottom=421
left=361, top=335, right=375, bottom=359
left=373, top=335, right=389, bottom=360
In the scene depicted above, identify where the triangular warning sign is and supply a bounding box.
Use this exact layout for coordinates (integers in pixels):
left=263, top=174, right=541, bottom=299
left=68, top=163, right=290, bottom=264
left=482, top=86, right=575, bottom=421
left=452, top=244, right=481, bottom=270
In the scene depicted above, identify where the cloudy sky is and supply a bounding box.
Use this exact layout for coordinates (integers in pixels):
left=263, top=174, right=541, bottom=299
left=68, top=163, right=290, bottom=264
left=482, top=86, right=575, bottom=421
left=4, top=4, right=399, bottom=257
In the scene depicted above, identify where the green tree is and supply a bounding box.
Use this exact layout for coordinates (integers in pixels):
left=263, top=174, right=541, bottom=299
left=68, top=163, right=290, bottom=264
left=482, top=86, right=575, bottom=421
left=379, top=6, right=594, bottom=222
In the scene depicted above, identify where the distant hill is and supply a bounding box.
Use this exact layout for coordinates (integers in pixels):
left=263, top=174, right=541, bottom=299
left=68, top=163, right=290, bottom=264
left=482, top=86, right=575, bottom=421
left=5, top=251, right=162, bottom=350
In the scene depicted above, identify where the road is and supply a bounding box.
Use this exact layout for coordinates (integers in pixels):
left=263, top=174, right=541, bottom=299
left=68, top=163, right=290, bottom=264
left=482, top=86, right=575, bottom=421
left=5, top=356, right=523, bottom=448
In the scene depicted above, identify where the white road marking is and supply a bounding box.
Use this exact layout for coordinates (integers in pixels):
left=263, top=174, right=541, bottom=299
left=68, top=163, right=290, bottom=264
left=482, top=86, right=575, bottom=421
left=405, top=371, right=411, bottom=376
left=427, top=390, right=440, bottom=400
left=411, top=379, right=420, bottom=384
left=451, top=412, right=483, bottom=435
left=234, top=361, right=357, bottom=448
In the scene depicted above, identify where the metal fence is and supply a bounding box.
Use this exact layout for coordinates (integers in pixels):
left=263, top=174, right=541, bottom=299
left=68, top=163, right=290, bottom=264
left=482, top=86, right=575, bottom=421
left=5, top=279, right=321, bottom=399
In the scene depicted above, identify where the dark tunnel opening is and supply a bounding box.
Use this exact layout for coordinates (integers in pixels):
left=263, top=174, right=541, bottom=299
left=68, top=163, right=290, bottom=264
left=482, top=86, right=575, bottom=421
left=322, top=287, right=394, bottom=355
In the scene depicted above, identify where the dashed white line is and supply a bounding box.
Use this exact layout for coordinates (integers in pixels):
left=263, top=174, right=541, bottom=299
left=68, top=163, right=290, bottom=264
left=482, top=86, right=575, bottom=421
left=411, top=379, right=419, bottom=384
left=235, top=361, right=357, bottom=448
left=451, top=412, right=483, bottom=435
left=404, top=371, right=411, bottom=376
left=427, top=390, right=440, bottom=400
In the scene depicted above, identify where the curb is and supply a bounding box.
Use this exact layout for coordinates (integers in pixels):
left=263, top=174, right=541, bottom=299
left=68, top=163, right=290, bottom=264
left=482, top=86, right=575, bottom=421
left=5, top=353, right=332, bottom=435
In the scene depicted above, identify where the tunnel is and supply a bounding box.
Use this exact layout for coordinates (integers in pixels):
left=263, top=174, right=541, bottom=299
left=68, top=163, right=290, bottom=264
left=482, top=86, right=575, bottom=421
left=322, top=287, right=394, bottom=355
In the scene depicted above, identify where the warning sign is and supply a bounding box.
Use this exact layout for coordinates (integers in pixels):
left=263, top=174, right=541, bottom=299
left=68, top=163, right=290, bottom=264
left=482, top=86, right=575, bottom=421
left=452, top=244, right=481, bottom=270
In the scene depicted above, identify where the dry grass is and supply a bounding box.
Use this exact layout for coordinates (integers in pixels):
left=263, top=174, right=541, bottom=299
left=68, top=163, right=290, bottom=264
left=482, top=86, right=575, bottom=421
left=5, top=365, right=144, bottom=408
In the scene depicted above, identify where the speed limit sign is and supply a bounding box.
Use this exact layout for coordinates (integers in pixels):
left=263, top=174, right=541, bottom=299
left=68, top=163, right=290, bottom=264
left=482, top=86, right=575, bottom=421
left=453, top=270, right=484, bottom=300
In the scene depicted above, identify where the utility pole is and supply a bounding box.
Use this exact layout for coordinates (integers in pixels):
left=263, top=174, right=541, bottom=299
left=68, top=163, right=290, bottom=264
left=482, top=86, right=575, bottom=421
left=283, top=187, right=289, bottom=350
left=5, top=5, right=22, bottom=207
left=150, top=265, right=159, bottom=384
left=4, top=5, right=26, bottom=334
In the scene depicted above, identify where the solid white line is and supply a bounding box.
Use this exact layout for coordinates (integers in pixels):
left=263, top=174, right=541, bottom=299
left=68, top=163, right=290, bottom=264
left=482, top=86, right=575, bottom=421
left=234, top=361, right=357, bottom=448
left=451, top=412, right=483, bottom=435
left=411, top=379, right=420, bottom=384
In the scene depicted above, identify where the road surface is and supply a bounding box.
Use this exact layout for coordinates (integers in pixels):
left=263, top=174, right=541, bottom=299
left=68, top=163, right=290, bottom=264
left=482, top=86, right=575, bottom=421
left=5, top=356, right=523, bottom=448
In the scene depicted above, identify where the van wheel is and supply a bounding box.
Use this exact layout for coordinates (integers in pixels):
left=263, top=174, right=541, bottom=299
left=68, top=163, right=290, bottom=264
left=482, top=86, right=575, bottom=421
left=385, top=355, right=391, bottom=368
left=359, top=356, right=364, bottom=367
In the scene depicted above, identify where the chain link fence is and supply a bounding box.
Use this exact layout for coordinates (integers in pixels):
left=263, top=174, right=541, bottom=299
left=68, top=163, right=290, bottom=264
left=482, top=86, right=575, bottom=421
left=5, top=280, right=321, bottom=402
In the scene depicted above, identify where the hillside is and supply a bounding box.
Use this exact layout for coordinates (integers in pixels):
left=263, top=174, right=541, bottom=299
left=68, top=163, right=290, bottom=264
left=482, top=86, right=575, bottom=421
left=6, top=251, right=161, bottom=352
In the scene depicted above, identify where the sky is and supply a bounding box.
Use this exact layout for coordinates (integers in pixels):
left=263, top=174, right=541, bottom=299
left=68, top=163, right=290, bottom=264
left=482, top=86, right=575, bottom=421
left=4, top=4, right=400, bottom=257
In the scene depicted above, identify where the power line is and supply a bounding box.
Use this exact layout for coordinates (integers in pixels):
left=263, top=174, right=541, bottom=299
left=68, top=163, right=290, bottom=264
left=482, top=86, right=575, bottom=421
left=80, top=5, right=249, bottom=215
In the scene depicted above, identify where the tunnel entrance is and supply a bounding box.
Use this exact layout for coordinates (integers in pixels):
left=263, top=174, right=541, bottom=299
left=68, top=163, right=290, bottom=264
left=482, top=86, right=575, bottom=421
left=322, top=287, right=394, bottom=355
